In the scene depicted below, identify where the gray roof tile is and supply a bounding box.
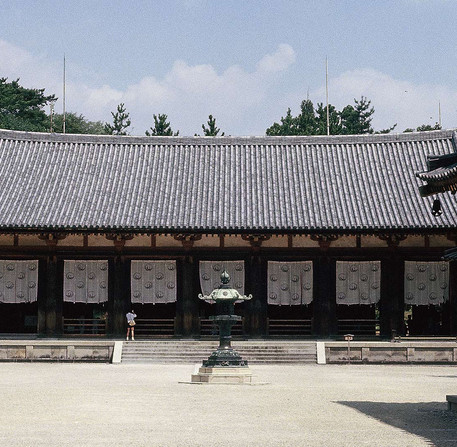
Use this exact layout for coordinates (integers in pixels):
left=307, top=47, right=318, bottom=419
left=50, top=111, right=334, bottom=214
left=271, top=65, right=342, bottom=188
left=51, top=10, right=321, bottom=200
left=0, top=129, right=456, bottom=233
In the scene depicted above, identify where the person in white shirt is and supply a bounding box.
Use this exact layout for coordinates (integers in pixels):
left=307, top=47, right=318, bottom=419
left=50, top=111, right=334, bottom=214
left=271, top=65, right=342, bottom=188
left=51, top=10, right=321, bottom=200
left=126, top=310, right=137, bottom=341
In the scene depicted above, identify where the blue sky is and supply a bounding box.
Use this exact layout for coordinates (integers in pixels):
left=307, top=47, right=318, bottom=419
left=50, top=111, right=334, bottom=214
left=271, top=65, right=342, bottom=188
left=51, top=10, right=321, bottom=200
left=1, top=0, right=456, bottom=135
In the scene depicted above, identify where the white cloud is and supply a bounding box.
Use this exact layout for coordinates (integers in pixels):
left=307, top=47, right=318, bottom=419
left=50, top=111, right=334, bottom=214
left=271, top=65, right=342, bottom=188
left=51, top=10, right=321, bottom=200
left=0, top=39, right=296, bottom=135
left=1, top=38, right=456, bottom=135
left=256, top=44, right=296, bottom=73
left=315, top=68, right=457, bottom=132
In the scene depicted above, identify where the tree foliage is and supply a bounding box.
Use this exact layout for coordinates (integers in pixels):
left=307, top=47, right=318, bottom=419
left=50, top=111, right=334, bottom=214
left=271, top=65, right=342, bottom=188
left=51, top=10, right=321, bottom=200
left=105, top=103, right=131, bottom=135
left=266, top=96, right=396, bottom=136
left=0, top=77, right=56, bottom=132
left=145, top=113, right=179, bottom=136
left=404, top=123, right=442, bottom=132
left=202, top=114, right=224, bottom=136
left=51, top=112, right=108, bottom=134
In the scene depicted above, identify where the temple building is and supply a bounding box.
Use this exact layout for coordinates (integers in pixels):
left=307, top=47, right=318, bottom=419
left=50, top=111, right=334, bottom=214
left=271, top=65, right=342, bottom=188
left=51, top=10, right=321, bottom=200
left=0, top=128, right=456, bottom=339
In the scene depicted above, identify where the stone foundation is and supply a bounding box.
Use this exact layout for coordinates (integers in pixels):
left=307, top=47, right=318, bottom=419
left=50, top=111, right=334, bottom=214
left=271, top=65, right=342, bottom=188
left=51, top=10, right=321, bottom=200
left=191, top=366, right=253, bottom=384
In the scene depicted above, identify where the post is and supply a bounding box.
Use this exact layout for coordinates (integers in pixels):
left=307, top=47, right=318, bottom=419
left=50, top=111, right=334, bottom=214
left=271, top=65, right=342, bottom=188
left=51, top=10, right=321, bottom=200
left=176, top=256, right=199, bottom=337
left=313, top=256, right=337, bottom=337
left=45, top=254, right=59, bottom=335
left=109, top=256, right=127, bottom=336
left=245, top=255, right=267, bottom=337
left=37, top=259, right=47, bottom=335
left=380, top=256, right=404, bottom=338
left=449, top=261, right=457, bottom=335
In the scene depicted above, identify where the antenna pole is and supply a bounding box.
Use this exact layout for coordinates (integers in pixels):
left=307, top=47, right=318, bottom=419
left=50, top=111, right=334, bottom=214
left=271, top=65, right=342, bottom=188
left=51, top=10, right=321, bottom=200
left=63, top=55, right=66, bottom=134
left=326, top=57, right=330, bottom=136
left=439, top=100, right=441, bottom=128
left=50, top=102, right=54, bottom=133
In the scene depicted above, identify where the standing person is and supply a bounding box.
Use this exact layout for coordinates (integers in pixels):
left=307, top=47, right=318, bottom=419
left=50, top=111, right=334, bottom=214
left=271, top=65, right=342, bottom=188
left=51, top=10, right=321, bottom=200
left=126, top=310, right=137, bottom=341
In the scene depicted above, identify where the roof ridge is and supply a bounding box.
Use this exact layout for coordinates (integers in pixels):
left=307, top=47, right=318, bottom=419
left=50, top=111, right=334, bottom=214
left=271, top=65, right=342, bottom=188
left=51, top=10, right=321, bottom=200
left=0, top=128, right=455, bottom=146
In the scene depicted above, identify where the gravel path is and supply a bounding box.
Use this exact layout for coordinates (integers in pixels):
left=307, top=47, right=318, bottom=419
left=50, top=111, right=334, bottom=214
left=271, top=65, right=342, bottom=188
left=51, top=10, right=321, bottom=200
left=0, top=363, right=456, bottom=446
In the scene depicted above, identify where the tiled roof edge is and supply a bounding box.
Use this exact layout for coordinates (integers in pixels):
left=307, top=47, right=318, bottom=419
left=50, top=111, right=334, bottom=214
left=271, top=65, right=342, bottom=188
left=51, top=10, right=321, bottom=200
left=452, top=131, right=457, bottom=152
left=0, top=128, right=455, bottom=146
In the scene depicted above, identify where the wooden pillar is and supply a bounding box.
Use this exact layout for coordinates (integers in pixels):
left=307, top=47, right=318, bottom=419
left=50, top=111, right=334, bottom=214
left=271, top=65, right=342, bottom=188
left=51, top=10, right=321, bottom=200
left=37, top=259, right=47, bottom=335
left=245, top=255, right=267, bottom=337
left=176, top=255, right=199, bottom=337
left=109, top=255, right=127, bottom=336
left=449, top=261, right=457, bottom=336
left=45, top=254, right=59, bottom=335
left=380, top=256, right=404, bottom=338
left=313, top=256, right=337, bottom=337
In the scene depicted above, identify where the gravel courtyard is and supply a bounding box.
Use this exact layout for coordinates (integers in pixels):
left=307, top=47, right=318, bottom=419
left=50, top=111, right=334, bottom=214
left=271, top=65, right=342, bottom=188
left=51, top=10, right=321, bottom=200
left=1, top=363, right=456, bottom=446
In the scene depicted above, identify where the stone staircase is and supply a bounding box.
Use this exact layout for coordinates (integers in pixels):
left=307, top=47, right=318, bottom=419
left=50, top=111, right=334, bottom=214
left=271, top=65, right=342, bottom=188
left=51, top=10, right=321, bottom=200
left=121, top=340, right=317, bottom=364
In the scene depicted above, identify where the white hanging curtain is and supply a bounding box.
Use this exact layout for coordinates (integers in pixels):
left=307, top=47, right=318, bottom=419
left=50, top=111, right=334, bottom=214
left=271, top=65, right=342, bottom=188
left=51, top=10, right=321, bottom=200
left=0, top=260, right=39, bottom=304
left=199, top=261, right=245, bottom=298
left=267, top=261, right=313, bottom=306
left=404, top=261, right=449, bottom=305
left=131, top=260, right=177, bottom=304
left=336, top=261, right=381, bottom=305
left=64, top=260, right=108, bottom=303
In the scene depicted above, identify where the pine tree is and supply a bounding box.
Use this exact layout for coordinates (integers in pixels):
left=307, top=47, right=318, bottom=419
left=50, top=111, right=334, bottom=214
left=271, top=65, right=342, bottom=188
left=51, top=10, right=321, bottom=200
left=266, top=108, right=298, bottom=135
left=404, top=123, right=441, bottom=132
left=341, top=97, right=374, bottom=134
left=315, top=103, right=342, bottom=135
left=296, top=99, right=317, bottom=135
left=202, top=115, right=224, bottom=136
left=105, top=103, right=131, bottom=135
left=145, top=114, right=179, bottom=136
left=0, top=77, right=56, bottom=132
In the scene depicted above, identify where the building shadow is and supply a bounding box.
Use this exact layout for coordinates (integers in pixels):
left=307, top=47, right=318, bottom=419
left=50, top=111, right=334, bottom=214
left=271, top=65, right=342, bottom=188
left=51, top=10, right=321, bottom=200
left=337, top=401, right=457, bottom=447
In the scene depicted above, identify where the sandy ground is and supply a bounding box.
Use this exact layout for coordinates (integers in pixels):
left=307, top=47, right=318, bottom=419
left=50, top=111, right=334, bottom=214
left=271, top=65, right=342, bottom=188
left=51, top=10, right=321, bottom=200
left=0, top=363, right=456, bottom=447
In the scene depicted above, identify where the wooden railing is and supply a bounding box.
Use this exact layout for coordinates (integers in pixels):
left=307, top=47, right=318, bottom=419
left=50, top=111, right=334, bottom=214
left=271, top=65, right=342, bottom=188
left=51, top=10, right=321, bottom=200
left=134, top=318, right=175, bottom=337
left=267, top=319, right=312, bottom=336
left=337, top=319, right=379, bottom=337
left=199, top=318, right=244, bottom=336
left=62, top=318, right=107, bottom=336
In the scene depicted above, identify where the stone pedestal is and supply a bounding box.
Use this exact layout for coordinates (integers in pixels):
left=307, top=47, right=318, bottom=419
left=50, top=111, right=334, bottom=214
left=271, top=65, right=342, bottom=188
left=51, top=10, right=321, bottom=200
left=447, top=395, right=457, bottom=412
left=191, top=366, right=253, bottom=384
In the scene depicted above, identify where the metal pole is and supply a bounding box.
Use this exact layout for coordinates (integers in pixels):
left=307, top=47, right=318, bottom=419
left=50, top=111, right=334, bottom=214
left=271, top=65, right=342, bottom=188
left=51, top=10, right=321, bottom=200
left=326, top=57, right=330, bottom=136
left=49, top=103, right=54, bottom=133
left=63, top=55, right=66, bottom=134
left=439, top=100, right=441, bottom=128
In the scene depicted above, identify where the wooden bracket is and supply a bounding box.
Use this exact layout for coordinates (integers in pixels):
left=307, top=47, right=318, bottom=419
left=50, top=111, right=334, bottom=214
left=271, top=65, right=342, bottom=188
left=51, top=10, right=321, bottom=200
left=173, top=233, right=202, bottom=250
left=310, top=234, right=339, bottom=250
left=38, top=233, right=67, bottom=247
left=241, top=234, right=271, bottom=248
left=378, top=233, right=407, bottom=248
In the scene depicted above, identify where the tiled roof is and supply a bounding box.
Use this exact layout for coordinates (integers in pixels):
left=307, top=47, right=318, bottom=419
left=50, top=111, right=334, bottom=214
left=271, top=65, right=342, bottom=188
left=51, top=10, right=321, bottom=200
left=416, top=152, right=457, bottom=196
left=0, top=129, right=456, bottom=233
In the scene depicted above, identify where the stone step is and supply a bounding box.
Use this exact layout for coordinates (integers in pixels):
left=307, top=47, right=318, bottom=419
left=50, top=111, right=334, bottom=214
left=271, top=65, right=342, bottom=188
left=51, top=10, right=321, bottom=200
left=124, top=348, right=316, bottom=354
left=121, top=341, right=317, bottom=364
left=122, top=358, right=315, bottom=364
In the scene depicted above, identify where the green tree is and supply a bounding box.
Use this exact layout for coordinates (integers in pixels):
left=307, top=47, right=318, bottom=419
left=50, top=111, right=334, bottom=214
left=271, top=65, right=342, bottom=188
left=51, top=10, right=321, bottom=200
left=341, top=96, right=375, bottom=134
left=145, top=114, right=179, bottom=136
left=315, top=103, right=342, bottom=135
left=266, top=108, right=299, bottom=136
left=202, top=114, right=224, bottom=136
left=0, top=77, right=56, bottom=131
left=404, top=123, right=442, bottom=132
left=296, top=99, right=317, bottom=135
left=266, top=96, right=395, bottom=136
left=105, top=103, right=131, bottom=135
left=51, top=112, right=107, bottom=134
